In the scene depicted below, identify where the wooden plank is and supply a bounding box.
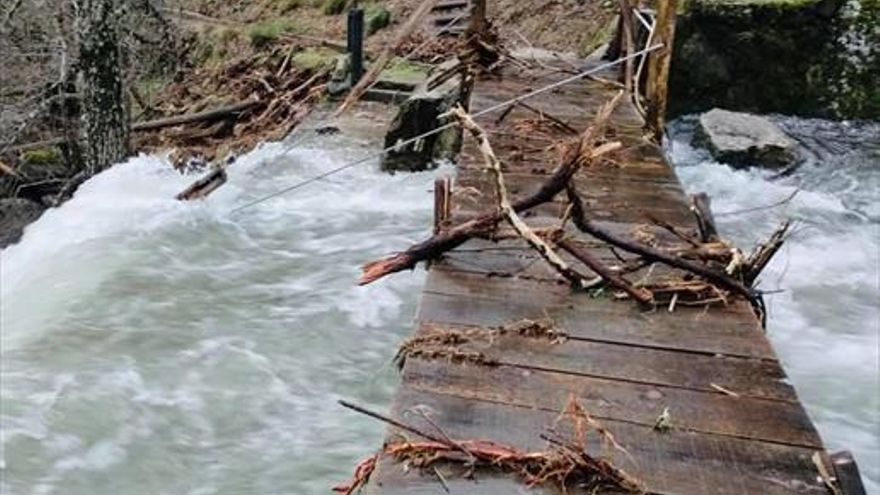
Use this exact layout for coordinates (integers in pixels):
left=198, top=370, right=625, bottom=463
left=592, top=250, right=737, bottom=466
left=422, top=269, right=758, bottom=321
left=369, top=386, right=826, bottom=495
left=418, top=283, right=774, bottom=360
left=408, top=321, right=795, bottom=401
left=401, top=358, right=822, bottom=448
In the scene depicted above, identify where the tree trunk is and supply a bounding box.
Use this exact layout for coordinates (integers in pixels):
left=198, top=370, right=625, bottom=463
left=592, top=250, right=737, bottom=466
left=76, top=0, right=129, bottom=174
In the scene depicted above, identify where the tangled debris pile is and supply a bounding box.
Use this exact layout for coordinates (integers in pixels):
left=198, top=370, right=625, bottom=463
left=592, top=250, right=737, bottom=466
left=394, top=317, right=567, bottom=370
left=359, top=90, right=791, bottom=322
left=137, top=40, right=331, bottom=168
left=334, top=397, right=644, bottom=494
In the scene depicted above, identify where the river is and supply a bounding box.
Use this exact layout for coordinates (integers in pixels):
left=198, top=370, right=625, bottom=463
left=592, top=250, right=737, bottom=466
left=1, top=117, right=877, bottom=494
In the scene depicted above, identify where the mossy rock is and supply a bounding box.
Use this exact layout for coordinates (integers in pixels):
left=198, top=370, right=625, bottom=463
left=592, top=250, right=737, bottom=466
left=365, top=5, right=392, bottom=35
left=322, top=0, right=347, bottom=15
left=380, top=58, right=430, bottom=84
left=292, top=47, right=337, bottom=71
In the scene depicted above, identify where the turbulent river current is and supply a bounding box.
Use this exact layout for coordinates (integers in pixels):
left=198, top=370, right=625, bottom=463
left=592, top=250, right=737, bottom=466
left=1, top=117, right=878, bottom=494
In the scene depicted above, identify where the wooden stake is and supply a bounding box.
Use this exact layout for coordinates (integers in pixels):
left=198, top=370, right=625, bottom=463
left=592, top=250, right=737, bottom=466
left=645, top=0, right=678, bottom=143
left=468, top=0, right=488, bottom=39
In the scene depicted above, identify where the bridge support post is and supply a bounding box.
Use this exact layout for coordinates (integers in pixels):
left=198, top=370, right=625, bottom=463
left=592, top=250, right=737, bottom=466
left=469, top=0, right=487, bottom=38
left=645, top=0, right=678, bottom=143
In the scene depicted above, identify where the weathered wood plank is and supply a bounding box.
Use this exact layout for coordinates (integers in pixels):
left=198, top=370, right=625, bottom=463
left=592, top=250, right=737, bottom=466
left=407, top=320, right=795, bottom=400
left=369, top=386, right=826, bottom=495
left=422, top=269, right=758, bottom=321
left=401, top=358, right=822, bottom=448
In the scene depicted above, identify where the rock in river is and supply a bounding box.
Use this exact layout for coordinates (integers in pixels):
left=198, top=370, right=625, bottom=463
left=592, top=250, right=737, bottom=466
left=695, top=108, right=799, bottom=169
left=0, top=198, right=45, bottom=248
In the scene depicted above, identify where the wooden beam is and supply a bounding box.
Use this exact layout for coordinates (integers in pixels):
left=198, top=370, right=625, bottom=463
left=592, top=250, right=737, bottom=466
left=468, top=0, right=487, bottom=38
left=645, top=0, right=678, bottom=142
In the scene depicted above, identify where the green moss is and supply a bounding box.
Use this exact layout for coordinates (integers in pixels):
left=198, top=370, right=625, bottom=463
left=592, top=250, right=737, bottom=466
left=382, top=58, right=429, bottom=80
left=322, top=0, right=347, bottom=15
left=22, top=148, right=62, bottom=166
left=365, top=5, right=392, bottom=34
left=248, top=19, right=297, bottom=48
left=292, top=47, right=337, bottom=70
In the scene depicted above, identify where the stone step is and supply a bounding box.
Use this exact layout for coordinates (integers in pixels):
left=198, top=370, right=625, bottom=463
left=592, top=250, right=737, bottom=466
left=432, top=0, right=470, bottom=12
left=362, top=88, right=411, bottom=105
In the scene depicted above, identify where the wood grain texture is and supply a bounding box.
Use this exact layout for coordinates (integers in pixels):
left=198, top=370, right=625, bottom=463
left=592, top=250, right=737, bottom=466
left=367, top=60, right=828, bottom=495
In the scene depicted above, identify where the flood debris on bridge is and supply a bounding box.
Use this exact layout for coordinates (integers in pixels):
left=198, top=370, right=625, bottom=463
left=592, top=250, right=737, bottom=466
left=332, top=0, right=867, bottom=493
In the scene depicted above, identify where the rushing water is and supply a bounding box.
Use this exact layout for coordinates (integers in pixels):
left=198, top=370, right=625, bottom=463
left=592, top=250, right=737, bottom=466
left=671, top=116, right=880, bottom=494
left=1, top=131, right=448, bottom=494
left=1, top=116, right=878, bottom=494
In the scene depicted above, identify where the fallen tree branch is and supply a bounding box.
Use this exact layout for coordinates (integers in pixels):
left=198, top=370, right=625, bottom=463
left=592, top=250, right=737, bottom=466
left=359, top=91, right=624, bottom=285
left=450, top=105, right=594, bottom=288
left=337, top=399, right=644, bottom=493
left=565, top=183, right=759, bottom=306
left=558, top=238, right=654, bottom=304
left=132, top=99, right=260, bottom=132
left=744, top=219, right=792, bottom=285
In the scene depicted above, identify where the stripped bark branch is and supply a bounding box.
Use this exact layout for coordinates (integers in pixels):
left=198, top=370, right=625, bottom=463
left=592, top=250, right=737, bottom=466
left=359, top=92, right=624, bottom=285
left=450, top=105, right=595, bottom=288
left=333, top=0, right=440, bottom=116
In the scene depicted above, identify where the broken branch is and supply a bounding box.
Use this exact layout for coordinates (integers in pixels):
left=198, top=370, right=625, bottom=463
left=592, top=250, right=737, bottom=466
left=450, top=105, right=594, bottom=287
left=359, top=92, right=624, bottom=285
left=566, top=184, right=759, bottom=306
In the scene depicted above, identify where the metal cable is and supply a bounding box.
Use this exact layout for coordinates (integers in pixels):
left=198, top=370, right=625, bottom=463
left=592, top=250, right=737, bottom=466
left=229, top=43, right=663, bottom=214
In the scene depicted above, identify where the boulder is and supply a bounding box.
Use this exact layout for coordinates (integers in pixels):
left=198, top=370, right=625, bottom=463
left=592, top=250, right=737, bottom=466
left=695, top=108, right=799, bottom=168
left=0, top=198, right=45, bottom=248
left=381, top=59, right=467, bottom=172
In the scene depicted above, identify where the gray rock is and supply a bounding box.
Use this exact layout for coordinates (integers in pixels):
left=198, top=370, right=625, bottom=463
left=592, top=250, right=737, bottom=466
left=695, top=108, right=799, bottom=168
left=381, top=59, right=466, bottom=173
left=0, top=198, right=45, bottom=248
left=327, top=54, right=353, bottom=97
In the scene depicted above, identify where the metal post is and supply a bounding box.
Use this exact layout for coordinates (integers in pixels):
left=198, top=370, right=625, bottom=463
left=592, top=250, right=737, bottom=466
left=347, top=6, right=364, bottom=85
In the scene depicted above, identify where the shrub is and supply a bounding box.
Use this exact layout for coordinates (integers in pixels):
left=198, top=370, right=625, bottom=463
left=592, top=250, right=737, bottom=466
left=365, top=5, right=391, bottom=35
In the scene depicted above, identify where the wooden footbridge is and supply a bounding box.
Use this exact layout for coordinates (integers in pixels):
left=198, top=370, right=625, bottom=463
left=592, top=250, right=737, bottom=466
left=337, top=1, right=867, bottom=494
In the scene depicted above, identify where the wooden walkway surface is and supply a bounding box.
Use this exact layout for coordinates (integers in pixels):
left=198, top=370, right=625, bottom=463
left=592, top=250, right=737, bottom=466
left=365, top=60, right=832, bottom=494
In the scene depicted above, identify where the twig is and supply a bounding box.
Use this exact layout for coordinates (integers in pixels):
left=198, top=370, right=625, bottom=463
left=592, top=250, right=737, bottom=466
left=339, top=400, right=451, bottom=446
left=566, top=184, right=760, bottom=307
left=558, top=239, right=653, bottom=304
left=515, top=101, right=579, bottom=135
left=690, top=192, right=719, bottom=243
left=744, top=219, right=792, bottom=285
